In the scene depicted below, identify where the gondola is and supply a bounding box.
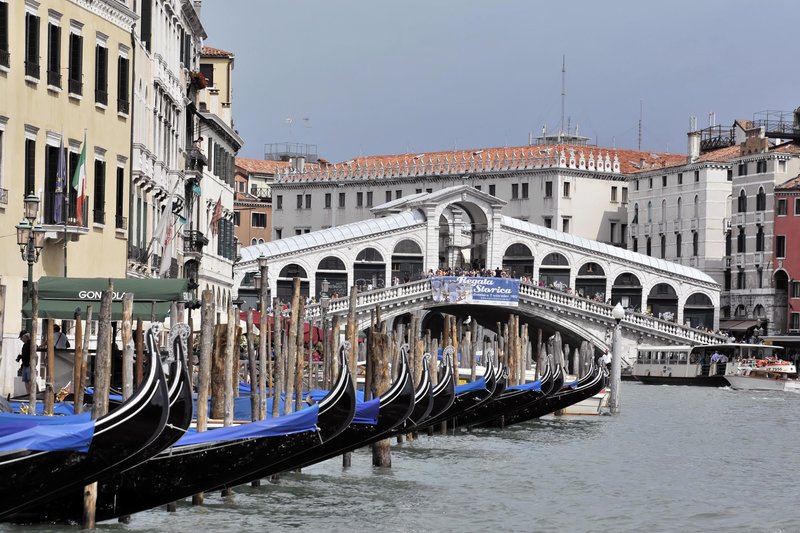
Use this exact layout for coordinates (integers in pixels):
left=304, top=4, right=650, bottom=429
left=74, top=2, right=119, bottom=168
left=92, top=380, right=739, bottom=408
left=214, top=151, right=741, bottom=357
left=268, top=350, right=415, bottom=473
left=459, top=357, right=556, bottom=428
left=383, top=352, right=434, bottom=439
left=74, top=344, right=356, bottom=523
left=0, top=338, right=169, bottom=519
left=405, top=352, right=455, bottom=432
left=10, top=325, right=195, bottom=524
left=417, top=353, right=496, bottom=431
left=487, top=356, right=605, bottom=427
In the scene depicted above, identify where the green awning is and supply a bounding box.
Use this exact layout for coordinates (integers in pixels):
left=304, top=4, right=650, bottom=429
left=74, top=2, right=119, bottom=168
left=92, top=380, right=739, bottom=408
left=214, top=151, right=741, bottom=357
left=22, top=277, right=189, bottom=321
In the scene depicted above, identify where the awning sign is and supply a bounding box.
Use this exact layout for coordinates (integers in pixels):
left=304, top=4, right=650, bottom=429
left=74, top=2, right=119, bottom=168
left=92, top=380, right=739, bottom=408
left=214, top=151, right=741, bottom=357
left=431, top=277, right=519, bottom=307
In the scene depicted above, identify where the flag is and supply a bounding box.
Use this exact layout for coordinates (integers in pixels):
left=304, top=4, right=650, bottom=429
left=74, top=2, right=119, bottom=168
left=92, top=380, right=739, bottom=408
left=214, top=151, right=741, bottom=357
left=151, top=186, right=175, bottom=250
left=210, top=194, right=222, bottom=235
left=54, top=136, right=66, bottom=223
left=71, top=132, right=87, bottom=225
left=159, top=216, right=184, bottom=278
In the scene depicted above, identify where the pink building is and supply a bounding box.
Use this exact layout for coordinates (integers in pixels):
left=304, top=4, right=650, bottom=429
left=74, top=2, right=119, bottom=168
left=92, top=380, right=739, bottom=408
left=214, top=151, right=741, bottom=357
left=773, top=175, right=800, bottom=333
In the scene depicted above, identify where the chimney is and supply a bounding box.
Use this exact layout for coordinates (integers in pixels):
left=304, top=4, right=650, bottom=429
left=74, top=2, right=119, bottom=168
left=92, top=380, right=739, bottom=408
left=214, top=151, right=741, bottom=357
left=687, top=131, right=701, bottom=163
left=291, top=156, right=306, bottom=173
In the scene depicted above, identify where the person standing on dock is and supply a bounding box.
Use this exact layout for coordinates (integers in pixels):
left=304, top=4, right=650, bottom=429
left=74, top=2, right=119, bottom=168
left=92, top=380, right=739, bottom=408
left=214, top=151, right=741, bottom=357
left=16, top=331, right=32, bottom=395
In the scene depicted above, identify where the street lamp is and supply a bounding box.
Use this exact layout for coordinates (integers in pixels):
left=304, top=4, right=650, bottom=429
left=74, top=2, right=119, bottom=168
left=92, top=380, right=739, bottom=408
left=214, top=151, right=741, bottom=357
left=256, top=254, right=269, bottom=312
left=609, top=302, right=625, bottom=414
left=319, top=278, right=331, bottom=387
left=16, top=195, right=45, bottom=330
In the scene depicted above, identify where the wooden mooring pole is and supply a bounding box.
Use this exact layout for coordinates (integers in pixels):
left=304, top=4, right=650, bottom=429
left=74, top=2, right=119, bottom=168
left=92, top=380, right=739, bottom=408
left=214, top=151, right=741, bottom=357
left=193, top=290, right=214, bottom=506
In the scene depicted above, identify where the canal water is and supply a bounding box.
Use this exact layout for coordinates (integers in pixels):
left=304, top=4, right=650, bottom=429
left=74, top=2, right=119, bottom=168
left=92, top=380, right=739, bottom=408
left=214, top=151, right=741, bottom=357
left=7, top=382, right=800, bottom=532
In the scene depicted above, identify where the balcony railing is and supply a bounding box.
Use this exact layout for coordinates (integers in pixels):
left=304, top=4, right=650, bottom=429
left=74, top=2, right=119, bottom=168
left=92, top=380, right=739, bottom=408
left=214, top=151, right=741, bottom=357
left=673, top=219, right=682, bottom=232
left=183, top=230, right=209, bottom=253
left=117, top=98, right=129, bottom=115
left=755, top=211, right=765, bottom=225
left=115, top=214, right=127, bottom=230
left=0, top=49, right=9, bottom=68
left=93, top=209, right=105, bottom=225
left=68, top=78, right=82, bottom=95
left=42, top=192, right=89, bottom=227
left=47, top=70, right=61, bottom=88
left=128, top=244, right=146, bottom=262
left=95, top=88, right=108, bottom=105
left=24, top=61, right=39, bottom=79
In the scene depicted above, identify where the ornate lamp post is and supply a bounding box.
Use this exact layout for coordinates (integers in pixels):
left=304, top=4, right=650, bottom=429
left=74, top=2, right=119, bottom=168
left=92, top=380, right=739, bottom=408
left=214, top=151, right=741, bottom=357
left=16, top=194, right=45, bottom=330
left=254, top=254, right=269, bottom=311
left=609, top=302, right=625, bottom=414
left=319, top=278, right=331, bottom=387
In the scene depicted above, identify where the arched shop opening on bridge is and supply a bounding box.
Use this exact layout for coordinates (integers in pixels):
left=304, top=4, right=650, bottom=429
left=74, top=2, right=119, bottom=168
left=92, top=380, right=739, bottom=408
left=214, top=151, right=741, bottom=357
left=391, top=239, right=424, bottom=283
left=575, top=262, right=606, bottom=301
left=354, top=247, right=386, bottom=291
left=539, top=252, right=570, bottom=287
left=437, top=201, right=489, bottom=271
left=683, top=293, right=714, bottom=329
left=316, top=256, right=348, bottom=299
left=277, top=264, right=309, bottom=300
left=611, top=272, right=642, bottom=311
left=647, top=283, right=678, bottom=321
left=502, top=243, right=534, bottom=277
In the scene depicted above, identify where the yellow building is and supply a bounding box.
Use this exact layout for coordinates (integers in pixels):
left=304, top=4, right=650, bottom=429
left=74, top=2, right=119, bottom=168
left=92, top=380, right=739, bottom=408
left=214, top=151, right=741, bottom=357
left=0, top=0, right=135, bottom=387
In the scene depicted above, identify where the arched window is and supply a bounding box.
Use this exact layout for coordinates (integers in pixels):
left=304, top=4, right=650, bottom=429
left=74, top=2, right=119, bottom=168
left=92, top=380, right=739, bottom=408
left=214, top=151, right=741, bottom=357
left=676, top=233, right=682, bottom=257
left=738, top=189, right=747, bottom=213
left=660, top=235, right=666, bottom=258
left=251, top=238, right=257, bottom=246
left=694, top=195, right=699, bottom=218
left=756, top=187, right=766, bottom=211
left=737, top=228, right=746, bottom=253
left=647, top=201, right=652, bottom=223
left=356, top=247, right=384, bottom=262
left=279, top=264, right=308, bottom=278
left=756, top=227, right=764, bottom=252
left=677, top=197, right=682, bottom=219
left=646, top=237, right=652, bottom=256
left=693, top=232, right=699, bottom=256
left=633, top=203, right=639, bottom=224
left=661, top=199, right=667, bottom=223
left=734, top=304, right=747, bottom=318
left=258, top=238, right=264, bottom=244
left=393, top=239, right=423, bottom=254
left=542, top=252, right=569, bottom=266
left=318, top=256, right=346, bottom=270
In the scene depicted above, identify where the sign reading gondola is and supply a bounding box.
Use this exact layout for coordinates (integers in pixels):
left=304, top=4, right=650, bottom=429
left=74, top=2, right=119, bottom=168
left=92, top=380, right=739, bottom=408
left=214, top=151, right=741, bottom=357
left=430, top=277, right=519, bottom=307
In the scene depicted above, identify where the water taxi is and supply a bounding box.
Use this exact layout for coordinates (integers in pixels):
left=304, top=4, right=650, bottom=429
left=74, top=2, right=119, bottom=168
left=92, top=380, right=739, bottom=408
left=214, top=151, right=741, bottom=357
left=724, top=357, right=800, bottom=392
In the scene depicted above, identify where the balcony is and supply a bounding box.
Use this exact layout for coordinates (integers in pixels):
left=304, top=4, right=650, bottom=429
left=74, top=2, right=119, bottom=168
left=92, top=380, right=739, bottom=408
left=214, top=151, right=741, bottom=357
left=643, top=223, right=652, bottom=235
left=673, top=219, right=682, bottom=232
left=657, top=221, right=665, bottom=234
left=24, top=61, right=39, bottom=79
left=724, top=256, right=732, bottom=268
left=183, top=230, right=209, bottom=257
left=68, top=78, right=83, bottom=96
left=47, top=70, right=61, bottom=88
left=185, top=147, right=207, bottom=173
left=753, top=251, right=764, bottom=265
left=40, top=194, right=90, bottom=240
left=734, top=213, right=745, bottom=227
left=690, top=218, right=699, bottom=231
left=755, top=211, right=765, bottom=225
left=115, top=214, right=127, bottom=230
left=736, top=253, right=746, bottom=267
left=95, top=88, right=108, bottom=106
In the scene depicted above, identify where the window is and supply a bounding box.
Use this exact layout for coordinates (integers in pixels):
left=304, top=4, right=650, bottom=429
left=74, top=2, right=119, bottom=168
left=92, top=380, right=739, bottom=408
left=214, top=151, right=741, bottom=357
left=199, top=63, right=214, bottom=87
left=737, top=228, right=746, bottom=253
left=676, top=233, right=682, bottom=257
left=776, top=235, right=786, bottom=258
left=47, top=22, right=61, bottom=87
left=621, top=187, right=628, bottom=204
left=305, top=193, right=311, bottom=208
left=792, top=282, right=800, bottom=298
left=25, top=12, right=40, bottom=79
left=632, top=237, right=638, bottom=252
left=738, top=189, right=747, bottom=213
left=737, top=268, right=745, bottom=289
left=777, top=198, right=787, bottom=216
left=646, top=237, right=652, bottom=256
left=662, top=175, right=667, bottom=187
left=338, top=192, right=345, bottom=208
left=276, top=195, right=282, bottom=210
left=426, top=188, right=432, bottom=193
left=694, top=170, right=700, bottom=182
left=693, top=232, right=699, bottom=256
left=489, top=184, right=496, bottom=196
left=738, top=163, right=747, bottom=176
left=756, top=227, right=764, bottom=251
left=611, top=186, right=618, bottom=202
left=633, top=203, right=639, bottom=224
left=562, top=217, right=570, bottom=233
left=395, top=189, right=402, bottom=199
left=677, top=197, right=682, bottom=219
left=275, top=228, right=282, bottom=239
left=563, top=182, right=571, bottom=198
left=635, top=179, right=640, bottom=191
left=545, top=181, right=553, bottom=197
left=117, top=55, right=130, bottom=114
left=93, top=159, right=106, bottom=224
left=522, top=183, right=528, bottom=198
left=511, top=184, right=518, bottom=199
left=233, top=211, right=240, bottom=226
left=0, top=2, right=8, bottom=68
left=296, top=194, right=302, bottom=209
left=621, top=223, right=627, bottom=243
left=324, top=193, right=331, bottom=208
left=779, top=160, right=787, bottom=173
left=694, top=195, right=699, bottom=218
left=385, top=191, right=392, bottom=203
left=648, top=177, right=653, bottom=189
left=68, top=30, right=83, bottom=95
left=677, top=173, right=683, bottom=185
left=727, top=169, right=733, bottom=181
left=295, top=229, right=302, bottom=236
left=95, top=42, right=108, bottom=105
left=610, top=222, right=617, bottom=243
left=251, top=212, right=266, bottom=228
left=756, top=187, right=766, bottom=211
left=795, top=197, right=800, bottom=216
left=543, top=217, right=552, bottom=229
left=356, top=192, right=363, bottom=207
left=475, top=185, right=482, bottom=192
left=756, top=160, right=767, bottom=173
left=791, top=313, right=800, bottom=331
left=415, top=188, right=422, bottom=194
left=647, top=201, right=652, bottom=223
left=660, top=235, right=666, bottom=259
left=725, top=230, right=732, bottom=255
left=661, top=199, right=667, bottom=223
left=366, top=191, right=373, bottom=207
left=115, top=166, right=124, bottom=228
left=25, top=138, right=36, bottom=194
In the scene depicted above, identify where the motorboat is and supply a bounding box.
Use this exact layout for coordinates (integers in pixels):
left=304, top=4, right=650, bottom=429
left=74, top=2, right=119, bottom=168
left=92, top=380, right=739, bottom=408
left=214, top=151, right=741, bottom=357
left=724, top=358, right=800, bottom=392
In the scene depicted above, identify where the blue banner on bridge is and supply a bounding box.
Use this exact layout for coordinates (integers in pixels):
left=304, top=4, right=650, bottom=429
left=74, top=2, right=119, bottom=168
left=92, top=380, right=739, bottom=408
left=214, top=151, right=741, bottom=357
left=430, top=277, right=519, bottom=307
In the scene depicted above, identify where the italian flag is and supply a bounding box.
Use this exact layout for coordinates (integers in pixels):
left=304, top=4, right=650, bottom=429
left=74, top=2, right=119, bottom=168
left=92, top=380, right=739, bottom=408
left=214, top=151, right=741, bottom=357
left=71, top=133, right=87, bottom=225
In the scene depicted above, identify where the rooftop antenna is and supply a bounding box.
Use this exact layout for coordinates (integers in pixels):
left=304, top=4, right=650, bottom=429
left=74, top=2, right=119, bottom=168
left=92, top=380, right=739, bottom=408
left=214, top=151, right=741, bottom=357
left=638, top=100, right=643, bottom=151
left=560, top=55, right=566, bottom=140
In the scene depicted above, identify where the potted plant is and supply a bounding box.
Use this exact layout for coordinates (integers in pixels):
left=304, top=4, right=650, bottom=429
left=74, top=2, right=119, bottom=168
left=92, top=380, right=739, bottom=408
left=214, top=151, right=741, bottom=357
left=189, top=70, right=208, bottom=90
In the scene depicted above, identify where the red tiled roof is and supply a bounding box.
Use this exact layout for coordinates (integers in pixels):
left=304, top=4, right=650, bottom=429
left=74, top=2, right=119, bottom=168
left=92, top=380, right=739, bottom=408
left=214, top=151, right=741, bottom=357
left=236, top=158, right=291, bottom=175
left=771, top=142, right=800, bottom=154
left=776, top=175, right=800, bottom=191
left=201, top=46, right=234, bottom=57
left=694, top=145, right=741, bottom=164
left=337, top=144, right=686, bottom=175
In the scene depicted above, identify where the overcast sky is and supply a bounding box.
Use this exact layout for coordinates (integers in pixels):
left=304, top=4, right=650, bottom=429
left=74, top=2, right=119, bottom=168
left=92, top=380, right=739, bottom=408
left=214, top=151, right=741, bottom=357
left=200, top=0, right=800, bottom=163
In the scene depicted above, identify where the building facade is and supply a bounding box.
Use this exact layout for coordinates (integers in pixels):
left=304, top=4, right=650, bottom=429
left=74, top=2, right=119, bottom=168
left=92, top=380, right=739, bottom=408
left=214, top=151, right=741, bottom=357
left=773, top=175, right=800, bottom=333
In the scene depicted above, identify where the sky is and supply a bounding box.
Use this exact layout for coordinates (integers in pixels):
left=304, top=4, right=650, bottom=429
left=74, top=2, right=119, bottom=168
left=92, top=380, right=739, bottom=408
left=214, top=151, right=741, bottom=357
left=200, top=0, right=800, bottom=163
